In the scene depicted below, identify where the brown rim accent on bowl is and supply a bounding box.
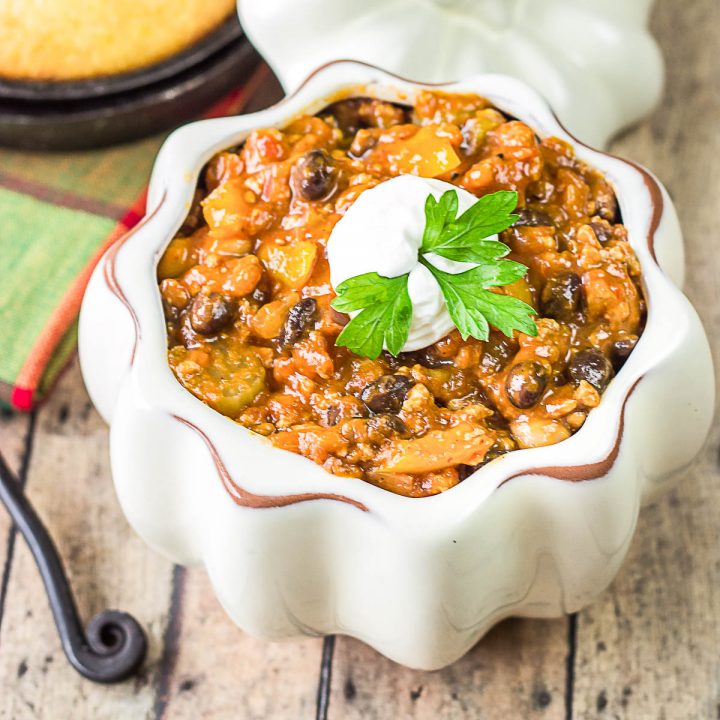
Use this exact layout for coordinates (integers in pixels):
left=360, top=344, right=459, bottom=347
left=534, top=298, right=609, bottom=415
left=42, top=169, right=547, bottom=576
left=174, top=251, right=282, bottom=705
left=497, top=377, right=642, bottom=487
left=173, top=416, right=369, bottom=512
left=103, top=194, right=167, bottom=364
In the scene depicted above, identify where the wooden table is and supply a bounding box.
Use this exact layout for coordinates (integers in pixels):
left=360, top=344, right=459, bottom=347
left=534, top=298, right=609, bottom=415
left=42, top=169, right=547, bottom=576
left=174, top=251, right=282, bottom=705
left=1, top=2, right=718, bottom=717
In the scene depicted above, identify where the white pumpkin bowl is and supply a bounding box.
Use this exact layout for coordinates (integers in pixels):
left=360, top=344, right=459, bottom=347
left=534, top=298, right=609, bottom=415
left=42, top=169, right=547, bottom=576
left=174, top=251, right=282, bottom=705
left=79, top=61, right=714, bottom=670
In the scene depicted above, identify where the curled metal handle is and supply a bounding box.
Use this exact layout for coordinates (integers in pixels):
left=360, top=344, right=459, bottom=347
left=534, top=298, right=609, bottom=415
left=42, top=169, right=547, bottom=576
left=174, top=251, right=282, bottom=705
left=0, top=450, right=146, bottom=683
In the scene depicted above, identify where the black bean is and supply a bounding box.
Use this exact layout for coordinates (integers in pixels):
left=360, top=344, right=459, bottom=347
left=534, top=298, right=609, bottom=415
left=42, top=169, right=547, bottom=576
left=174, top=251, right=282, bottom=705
left=322, top=98, right=367, bottom=133
left=380, top=351, right=400, bottom=370
left=611, top=337, right=638, bottom=370
left=568, top=349, right=614, bottom=392
left=590, top=221, right=613, bottom=244
left=514, top=207, right=554, bottom=227
left=541, top=271, right=584, bottom=321
left=278, top=298, right=317, bottom=348
left=189, top=292, right=235, bottom=335
left=396, top=347, right=453, bottom=369
left=361, top=375, right=413, bottom=414
left=290, top=150, right=339, bottom=201
left=322, top=97, right=408, bottom=134
left=481, top=333, right=519, bottom=372
left=505, top=361, right=548, bottom=409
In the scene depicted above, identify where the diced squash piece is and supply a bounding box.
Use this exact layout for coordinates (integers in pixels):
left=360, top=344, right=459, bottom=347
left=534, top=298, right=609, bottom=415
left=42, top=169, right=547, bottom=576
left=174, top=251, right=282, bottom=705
left=202, top=177, right=274, bottom=239
left=500, top=278, right=534, bottom=307
left=202, top=177, right=251, bottom=237
left=270, top=425, right=340, bottom=464
left=510, top=418, right=571, bottom=449
left=241, top=129, right=287, bottom=173
left=204, top=152, right=244, bottom=193
left=257, top=239, right=318, bottom=289
left=251, top=297, right=297, bottom=339
left=390, top=126, right=461, bottom=177
left=377, top=422, right=493, bottom=474
left=169, top=342, right=266, bottom=418
left=207, top=236, right=253, bottom=257
left=157, top=236, right=196, bottom=280
left=221, top=255, right=263, bottom=297
left=270, top=428, right=300, bottom=453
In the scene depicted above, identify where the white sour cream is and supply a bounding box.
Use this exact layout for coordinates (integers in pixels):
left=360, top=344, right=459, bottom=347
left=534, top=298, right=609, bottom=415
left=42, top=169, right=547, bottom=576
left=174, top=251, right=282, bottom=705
left=327, top=175, right=496, bottom=352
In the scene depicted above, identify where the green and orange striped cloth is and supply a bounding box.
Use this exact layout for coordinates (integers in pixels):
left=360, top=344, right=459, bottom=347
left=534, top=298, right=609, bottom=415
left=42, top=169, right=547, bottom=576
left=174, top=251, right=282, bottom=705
left=0, top=66, right=277, bottom=411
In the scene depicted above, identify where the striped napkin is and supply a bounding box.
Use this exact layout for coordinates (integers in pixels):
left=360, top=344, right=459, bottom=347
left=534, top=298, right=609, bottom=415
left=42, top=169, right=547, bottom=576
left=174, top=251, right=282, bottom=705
left=0, top=64, right=279, bottom=411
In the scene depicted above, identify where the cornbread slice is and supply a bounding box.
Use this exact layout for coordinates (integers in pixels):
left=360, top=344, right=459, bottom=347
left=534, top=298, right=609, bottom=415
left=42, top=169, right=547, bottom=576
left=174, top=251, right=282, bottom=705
left=0, top=0, right=236, bottom=81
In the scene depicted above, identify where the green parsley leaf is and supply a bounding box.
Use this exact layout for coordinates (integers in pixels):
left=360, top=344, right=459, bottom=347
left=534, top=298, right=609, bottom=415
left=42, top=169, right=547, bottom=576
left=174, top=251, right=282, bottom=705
left=330, top=272, right=398, bottom=313
left=421, top=190, right=458, bottom=250
left=332, top=272, right=412, bottom=358
left=421, top=189, right=519, bottom=263
left=421, top=258, right=538, bottom=341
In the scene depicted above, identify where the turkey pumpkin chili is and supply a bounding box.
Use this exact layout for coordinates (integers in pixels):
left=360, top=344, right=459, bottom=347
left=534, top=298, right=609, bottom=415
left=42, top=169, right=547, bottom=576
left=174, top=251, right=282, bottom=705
left=158, top=91, right=644, bottom=498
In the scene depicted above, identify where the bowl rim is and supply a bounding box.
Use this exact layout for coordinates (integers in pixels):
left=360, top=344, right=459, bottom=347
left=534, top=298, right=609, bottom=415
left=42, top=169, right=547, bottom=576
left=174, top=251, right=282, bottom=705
left=101, top=59, right=691, bottom=521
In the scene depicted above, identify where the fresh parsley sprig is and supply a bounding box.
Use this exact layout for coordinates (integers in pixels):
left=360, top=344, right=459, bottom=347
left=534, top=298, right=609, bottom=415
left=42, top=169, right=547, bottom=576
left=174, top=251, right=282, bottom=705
left=422, top=189, right=519, bottom=263
left=333, top=272, right=412, bottom=359
left=331, top=188, right=538, bottom=359
left=419, top=257, right=538, bottom=341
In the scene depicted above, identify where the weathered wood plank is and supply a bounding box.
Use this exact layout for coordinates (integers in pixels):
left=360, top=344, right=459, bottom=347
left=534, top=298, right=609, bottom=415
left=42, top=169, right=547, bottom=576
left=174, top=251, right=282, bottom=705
left=0, top=407, right=31, bottom=476
left=330, top=618, right=569, bottom=719
left=0, top=360, right=175, bottom=720
left=155, top=566, right=322, bottom=719
left=572, top=0, right=720, bottom=717
left=0, top=407, right=33, bottom=634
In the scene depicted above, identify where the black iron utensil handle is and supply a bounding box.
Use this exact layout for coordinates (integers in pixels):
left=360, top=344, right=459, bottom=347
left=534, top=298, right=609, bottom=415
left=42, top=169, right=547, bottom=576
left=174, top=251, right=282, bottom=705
left=0, top=450, right=146, bottom=683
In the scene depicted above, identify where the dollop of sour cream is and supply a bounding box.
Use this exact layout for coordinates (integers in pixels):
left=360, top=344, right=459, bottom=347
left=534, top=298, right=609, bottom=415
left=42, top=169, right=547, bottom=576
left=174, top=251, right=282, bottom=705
left=327, top=175, right=498, bottom=352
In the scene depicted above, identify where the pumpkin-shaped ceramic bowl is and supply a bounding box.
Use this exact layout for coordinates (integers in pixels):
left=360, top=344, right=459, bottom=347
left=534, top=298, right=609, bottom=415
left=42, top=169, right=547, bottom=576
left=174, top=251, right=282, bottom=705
left=78, top=61, right=714, bottom=670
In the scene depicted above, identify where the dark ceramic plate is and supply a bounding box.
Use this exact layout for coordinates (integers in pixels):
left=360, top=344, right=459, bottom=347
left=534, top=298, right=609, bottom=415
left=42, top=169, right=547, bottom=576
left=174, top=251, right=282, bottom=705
left=0, top=36, right=262, bottom=151
left=0, top=15, right=245, bottom=101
